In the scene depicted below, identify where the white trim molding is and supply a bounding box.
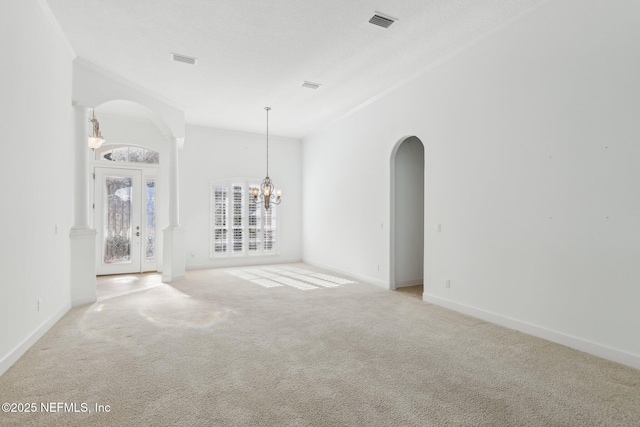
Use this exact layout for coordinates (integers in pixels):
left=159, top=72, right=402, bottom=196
left=69, top=228, right=98, bottom=307
left=422, top=292, right=640, bottom=371
left=162, top=226, right=186, bottom=283
left=0, top=303, right=71, bottom=377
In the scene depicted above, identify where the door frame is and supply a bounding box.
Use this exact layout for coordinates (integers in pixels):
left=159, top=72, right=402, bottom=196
left=93, top=163, right=159, bottom=275
left=390, top=136, right=426, bottom=291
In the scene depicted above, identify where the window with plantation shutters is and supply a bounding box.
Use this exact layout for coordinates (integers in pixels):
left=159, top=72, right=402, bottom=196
left=210, top=179, right=278, bottom=258
left=248, top=185, right=261, bottom=252
left=232, top=184, right=244, bottom=253
left=212, top=186, right=228, bottom=254
left=263, top=200, right=276, bottom=252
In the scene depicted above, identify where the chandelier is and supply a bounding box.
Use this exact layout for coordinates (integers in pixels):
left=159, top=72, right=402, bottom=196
left=252, top=107, right=282, bottom=210
left=88, top=109, right=105, bottom=150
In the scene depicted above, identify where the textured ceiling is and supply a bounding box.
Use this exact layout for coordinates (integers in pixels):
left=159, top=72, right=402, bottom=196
left=44, top=0, right=542, bottom=138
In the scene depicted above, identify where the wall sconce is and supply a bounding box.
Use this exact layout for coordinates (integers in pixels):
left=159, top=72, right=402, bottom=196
left=88, top=109, right=105, bottom=150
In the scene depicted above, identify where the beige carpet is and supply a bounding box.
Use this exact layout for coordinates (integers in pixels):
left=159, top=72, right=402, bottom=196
left=1, top=263, right=639, bottom=426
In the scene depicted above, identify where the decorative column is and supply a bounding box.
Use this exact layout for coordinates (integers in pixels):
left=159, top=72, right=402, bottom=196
left=69, top=103, right=97, bottom=306
left=162, top=136, right=186, bottom=282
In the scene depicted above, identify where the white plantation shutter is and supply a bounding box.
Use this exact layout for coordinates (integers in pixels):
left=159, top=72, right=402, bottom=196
left=263, top=204, right=277, bottom=252
left=248, top=185, right=261, bottom=252
left=211, top=179, right=278, bottom=257
left=212, top=186, right=228, bottom=254
left=232, top=184, right=244, bottom=253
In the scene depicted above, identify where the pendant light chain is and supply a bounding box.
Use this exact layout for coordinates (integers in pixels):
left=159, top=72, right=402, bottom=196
left=253, top=106, right=281, bottom=210
left=266, top=106, right=270, bottom=177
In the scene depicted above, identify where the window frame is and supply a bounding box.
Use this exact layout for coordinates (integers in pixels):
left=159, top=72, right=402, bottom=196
left=210, top=178, right=279, bottom=258
left=95, top=144, right=160, bottom=165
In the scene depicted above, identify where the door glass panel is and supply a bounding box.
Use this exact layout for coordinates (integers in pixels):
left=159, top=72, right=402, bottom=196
left=146, top=179, right=156, bottom=260
left=104, top=176, right=132, bottom=264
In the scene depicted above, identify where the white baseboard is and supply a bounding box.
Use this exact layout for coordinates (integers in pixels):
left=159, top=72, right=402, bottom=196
left=422, top=292, right=640, bottom=371
left=0, top=302, right=71, bottom=377
left=303, top=259, right=389, bottom=289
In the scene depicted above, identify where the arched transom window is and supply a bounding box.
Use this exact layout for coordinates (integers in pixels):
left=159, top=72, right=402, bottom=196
left=96, top=145, right=159, bottom=165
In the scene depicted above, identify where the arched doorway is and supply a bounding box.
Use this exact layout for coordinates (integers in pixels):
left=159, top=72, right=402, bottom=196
left=90, top=101, right=170, bottom=275
left=390, top=136, right=425, bottom=294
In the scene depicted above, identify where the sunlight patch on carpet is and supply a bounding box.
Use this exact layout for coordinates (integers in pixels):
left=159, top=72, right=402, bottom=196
left=138, top=286, right=236, bottom=329
left=248, top=278, right=283, bottom=288
left=226, top=266, right=356, bottom=290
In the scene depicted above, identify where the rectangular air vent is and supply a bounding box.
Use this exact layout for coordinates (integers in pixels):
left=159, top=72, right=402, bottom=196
left=302, top=81, right=321, bottom=90
left=171, top=53, right=197, bottom=65
left=369, top=12, right=396, bottom=28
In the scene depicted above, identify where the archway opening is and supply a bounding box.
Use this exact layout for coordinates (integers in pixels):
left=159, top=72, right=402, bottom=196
left=90, top=100, right=170, bottom=281
left=391, top=136, right=425, bottom=297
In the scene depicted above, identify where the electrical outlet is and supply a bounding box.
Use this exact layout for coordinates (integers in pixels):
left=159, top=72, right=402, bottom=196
left=445, top=280, right=451, bottom=288
left=437, top=224, right=442, bottom=232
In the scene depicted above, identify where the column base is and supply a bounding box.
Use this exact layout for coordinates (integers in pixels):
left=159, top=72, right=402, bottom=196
left=162, top=226, right=186, bottom=283
left=69, top=227, right=97, bottom=306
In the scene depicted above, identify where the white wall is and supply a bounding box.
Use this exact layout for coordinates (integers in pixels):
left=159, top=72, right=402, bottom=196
left=73, top=59, right=185, bottom=139
left=394, top=137, right=424, bottom=288
left=0, top=0, right=75, bottom=374
left=303, top=0, right=640, bottom=367
left=182, top=125, right=302, bottom=269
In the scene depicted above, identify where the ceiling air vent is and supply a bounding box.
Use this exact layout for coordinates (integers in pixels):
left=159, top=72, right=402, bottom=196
left=171, top=53, right=197, bottom=65
left=302, top=81, right=321, bottom=90
left=369, top=12, right=396, bottom=28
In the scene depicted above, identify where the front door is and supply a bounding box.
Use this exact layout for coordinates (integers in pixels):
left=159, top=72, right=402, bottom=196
left=95, top=167, right=157, bottom=275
